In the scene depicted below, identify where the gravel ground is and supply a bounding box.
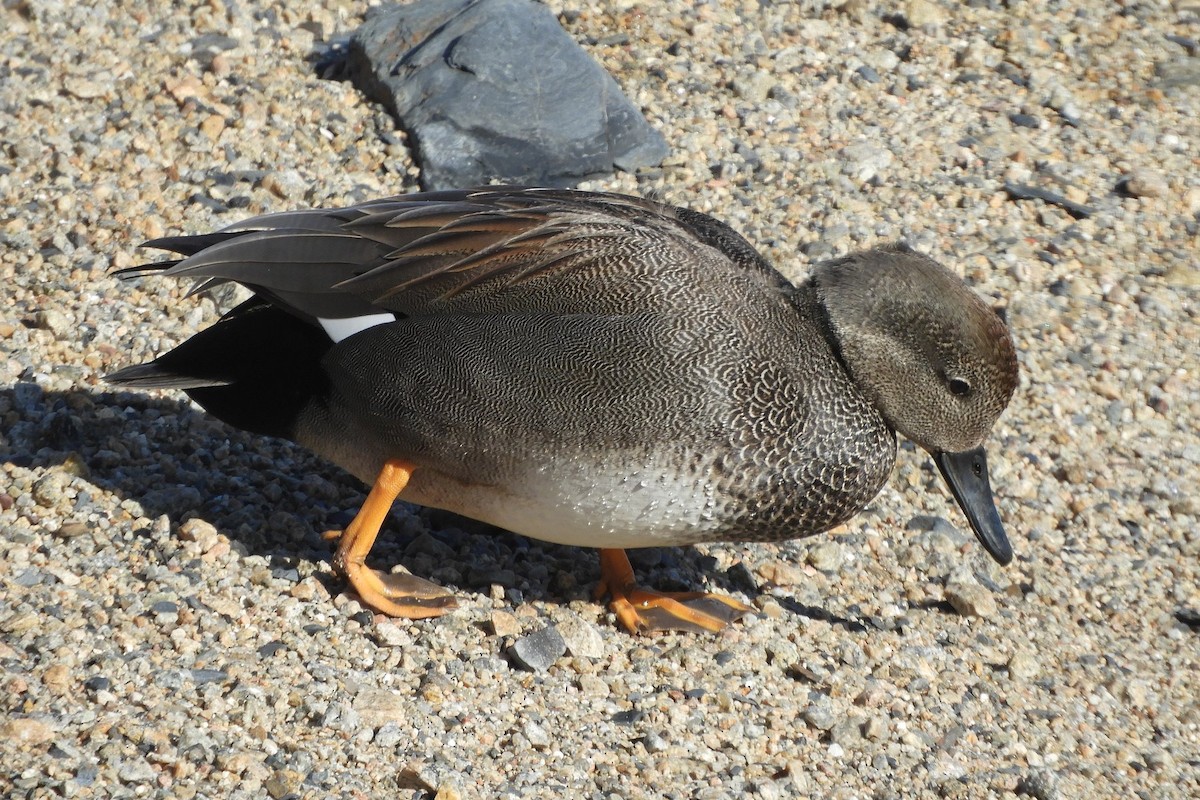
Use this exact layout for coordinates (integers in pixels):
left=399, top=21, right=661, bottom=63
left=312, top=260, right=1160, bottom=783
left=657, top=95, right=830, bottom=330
left=2, top=0, right=1199, bottom=798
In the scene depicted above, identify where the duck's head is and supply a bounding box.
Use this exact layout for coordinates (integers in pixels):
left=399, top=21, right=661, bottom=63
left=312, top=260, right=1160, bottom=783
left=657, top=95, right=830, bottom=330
left=813, top=244, right=1020, bottom=565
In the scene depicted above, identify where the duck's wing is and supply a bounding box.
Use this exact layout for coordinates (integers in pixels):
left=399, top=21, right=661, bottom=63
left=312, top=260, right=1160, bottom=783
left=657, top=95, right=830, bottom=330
left=124, top=187, right=787, bottom=323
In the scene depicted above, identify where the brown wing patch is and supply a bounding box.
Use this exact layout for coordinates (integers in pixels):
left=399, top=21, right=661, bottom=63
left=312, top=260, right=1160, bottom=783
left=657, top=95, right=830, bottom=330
left=336, top=193, right=645, bottom=303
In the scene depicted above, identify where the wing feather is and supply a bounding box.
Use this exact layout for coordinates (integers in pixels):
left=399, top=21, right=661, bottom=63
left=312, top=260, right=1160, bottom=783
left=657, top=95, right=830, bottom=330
left=125, top=187, right=779, bottom=325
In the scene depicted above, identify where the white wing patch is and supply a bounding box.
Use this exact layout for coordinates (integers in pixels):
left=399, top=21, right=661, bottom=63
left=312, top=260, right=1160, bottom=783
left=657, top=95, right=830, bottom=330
left=318, top=313, right=397, bottom=343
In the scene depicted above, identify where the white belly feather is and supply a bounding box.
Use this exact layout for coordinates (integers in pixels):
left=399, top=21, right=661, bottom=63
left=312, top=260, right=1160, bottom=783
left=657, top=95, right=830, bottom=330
left=402, top=452, right=725, bottom=549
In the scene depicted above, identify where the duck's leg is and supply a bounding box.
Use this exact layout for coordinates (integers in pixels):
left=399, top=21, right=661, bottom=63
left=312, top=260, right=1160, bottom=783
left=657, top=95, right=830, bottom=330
left=595, top=548, right=752, bottom=634
left=325, top=459, right=457, bottom=618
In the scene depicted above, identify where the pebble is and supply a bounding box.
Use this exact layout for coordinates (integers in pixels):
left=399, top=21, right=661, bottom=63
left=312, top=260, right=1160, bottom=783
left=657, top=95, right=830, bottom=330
left=944, top=582, right=998, bottom=618
left=490, top=610, right=522, bottom=638
left=805, top=541, right=844, bottom=572
left=264, top=769, right=304, bottom=799
left=1016, top=770, right=1061, bottom=800
left=507, top=625, right=567, bottom=672
left=904, top=0, right=947, bottom=29
left=556, top=616, right=605, bottom=658
left=1008, top=651, right=1041, bottom=681
left=1119, top=168, right=1170, bottom=199
left=522, top=721, right=552, bottom=749
left=0, top=718, right=56, bottom=745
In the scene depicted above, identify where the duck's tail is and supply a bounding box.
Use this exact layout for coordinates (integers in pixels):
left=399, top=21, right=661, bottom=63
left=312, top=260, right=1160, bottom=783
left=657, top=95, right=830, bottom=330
left=106, top=299, right=331, bottom=440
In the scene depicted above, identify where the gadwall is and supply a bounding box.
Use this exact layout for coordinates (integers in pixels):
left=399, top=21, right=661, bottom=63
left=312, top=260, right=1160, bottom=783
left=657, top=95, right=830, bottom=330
left=109, top=187, right=1019, bottom=634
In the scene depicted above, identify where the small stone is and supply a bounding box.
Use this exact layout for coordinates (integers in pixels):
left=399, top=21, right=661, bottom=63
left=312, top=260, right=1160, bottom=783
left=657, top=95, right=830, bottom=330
left=373, top=621, right=411, bottom=647
left=806, top=541, right=844, bottom=572
left=490, top=610, right=522, bottom=638
left=757, top=560, right=805, bottom=586
left=642, top=731, right=670, bottom=753
left=507, top=625, right=567, bottom=672
left=556, top=617, right=604, bottom=658
left=32, top=473, right=66, bottom=507
left=374, top=723, right=403, bottom=749
left=434, top=784, right=463, bottom=800
left=214, top=750, right=255, bottom=776
left=178, top=518, right=219, bottom=546
left=829, top=716, right=865, bottom=746
left=1119, top=168, right=1169, bottom=198
left=398, top=763, right=438, bottom=792
left=264, top=769, right=304, bottom=799
left=578, top=674, right=608, bottom=696
left=84, top=676, right=111, bottom=692
left=1007, top=651, right=1041, bottom=681
left=2, top=612, right=41, bottom=635
left=260, top=170, right=305, bottom=200
left=34, top=309, right=72, bottom=337
left=840, top=141, right=893, bottom=183
left=190, top=669, right=228, bottom=685
left=732, top=72, right=776, bottom=102
left=117, top=759, right=158, bottom=783
left=944, top=582, right=998, bottom=618
left=1015, top=770, right=1060, bottom=800
left=904, top=0, right=947, bottom=28
left=64, top=78, right=106, bottom=100
left=200, top=114, right=226, bottom=141
left=863, top=715, right=888, bottom=740
left=523, top=721, right=551, bottom=749
left=0, top=717, right=56, bottom=745
left=419, top=673, right=451, bottom=704
left=290, top=577, right=323, bottom=602
left=354, top=688, right=407, bottom=729
left=54, top=521, right=89, bottom=539
left=1143, top=746, right=1174, bottom=771
left=42, top=664, right=71, bottom=694
left=802, top=702, right=836, bottom=731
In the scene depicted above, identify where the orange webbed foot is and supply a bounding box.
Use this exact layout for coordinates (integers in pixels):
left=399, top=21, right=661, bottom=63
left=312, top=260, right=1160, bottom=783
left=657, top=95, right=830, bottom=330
left=595, top=548, right=753, bottom=634
left=326, top=459, right=458, bottom=619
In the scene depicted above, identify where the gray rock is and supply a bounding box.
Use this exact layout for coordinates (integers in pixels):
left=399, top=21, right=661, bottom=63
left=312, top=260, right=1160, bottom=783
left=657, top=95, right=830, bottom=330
left=373, top=722, right=404, bottom=749
left=507, top=624, right=567, bottom=672
left=801, top=698, right=836, bottom=731
left=344, top=0, right=668, bottom=189
left=829, top=716, right=865, bottom=746
left=117, top=759, right=158, bottom=784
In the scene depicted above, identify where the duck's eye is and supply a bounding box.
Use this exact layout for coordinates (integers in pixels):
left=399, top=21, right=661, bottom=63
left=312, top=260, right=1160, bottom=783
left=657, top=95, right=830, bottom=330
left=948, top=377, right=971, bottom=396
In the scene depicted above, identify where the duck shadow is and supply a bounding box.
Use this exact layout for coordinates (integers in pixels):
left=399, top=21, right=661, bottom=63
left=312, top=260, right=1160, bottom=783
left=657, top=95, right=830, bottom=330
left=2, top=383, right=760, bottom=613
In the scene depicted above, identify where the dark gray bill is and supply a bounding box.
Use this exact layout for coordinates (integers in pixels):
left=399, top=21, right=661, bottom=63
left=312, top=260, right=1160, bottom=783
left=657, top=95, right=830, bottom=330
left=933, top=446, right=1013, bottom=565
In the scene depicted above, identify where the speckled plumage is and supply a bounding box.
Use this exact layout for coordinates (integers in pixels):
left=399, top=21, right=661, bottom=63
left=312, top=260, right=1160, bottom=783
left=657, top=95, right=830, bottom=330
left=110, top=186, right=1017, bottom=568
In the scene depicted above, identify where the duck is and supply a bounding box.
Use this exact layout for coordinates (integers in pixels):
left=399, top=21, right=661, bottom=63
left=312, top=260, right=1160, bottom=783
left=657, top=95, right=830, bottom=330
left=108, top=186, right=1020, bottom=634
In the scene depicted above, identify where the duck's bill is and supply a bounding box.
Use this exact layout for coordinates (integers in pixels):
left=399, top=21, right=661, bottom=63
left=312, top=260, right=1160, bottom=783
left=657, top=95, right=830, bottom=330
left=933, top=446, right=1013, bottom=566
